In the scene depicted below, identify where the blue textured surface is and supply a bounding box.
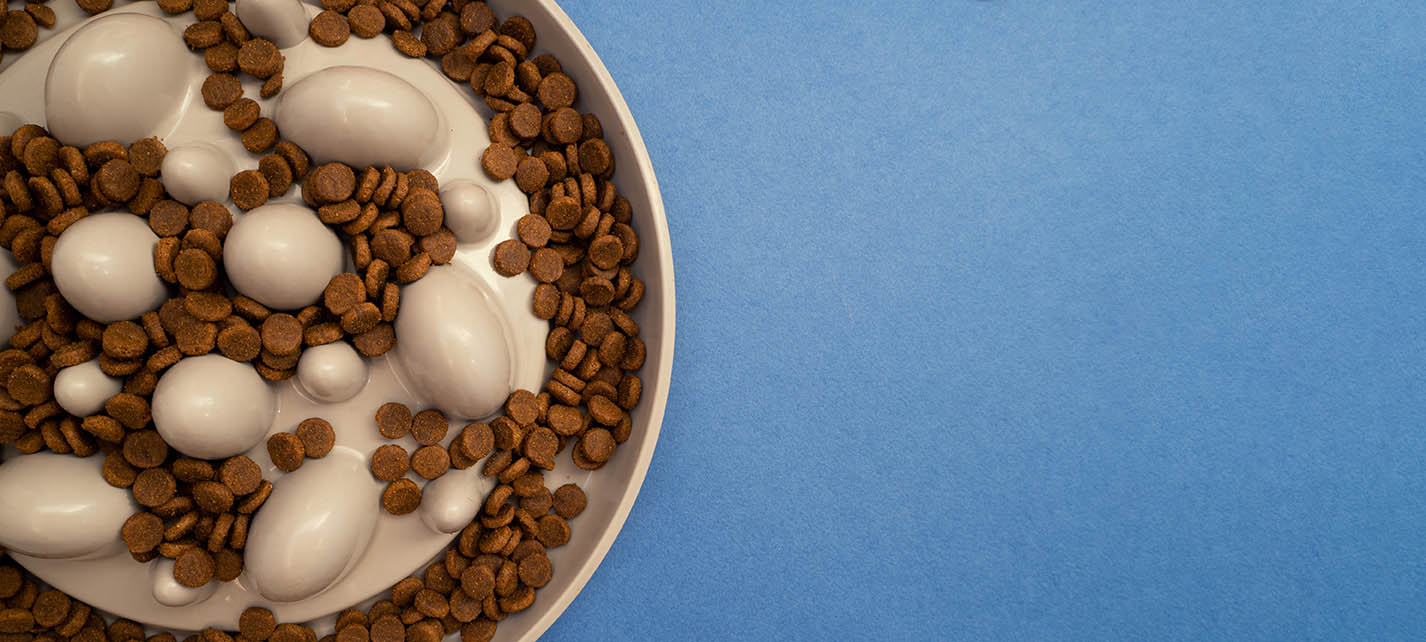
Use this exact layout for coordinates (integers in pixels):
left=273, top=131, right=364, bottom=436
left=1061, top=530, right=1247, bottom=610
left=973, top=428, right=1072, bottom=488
left=545, top=2, right=1426, bottom=640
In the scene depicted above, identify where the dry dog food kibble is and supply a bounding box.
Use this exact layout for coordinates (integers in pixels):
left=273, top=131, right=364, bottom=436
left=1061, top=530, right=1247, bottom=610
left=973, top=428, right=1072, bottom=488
left=266, top=433, right=305, bottom=472
left=369, top=444, right=409, bottom=481
left=381, top=478, right=421, bottom=515
left=296, top=418, right=335, bottom=458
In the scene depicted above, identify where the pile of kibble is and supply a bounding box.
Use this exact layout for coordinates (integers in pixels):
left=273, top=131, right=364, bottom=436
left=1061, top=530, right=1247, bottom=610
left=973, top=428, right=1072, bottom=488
left=0, top=0, right=646, bottom=640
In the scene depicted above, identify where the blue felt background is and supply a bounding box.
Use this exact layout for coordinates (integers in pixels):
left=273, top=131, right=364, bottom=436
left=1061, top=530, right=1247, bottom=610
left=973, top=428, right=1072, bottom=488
left=544, top=2, right=1426, bottom=640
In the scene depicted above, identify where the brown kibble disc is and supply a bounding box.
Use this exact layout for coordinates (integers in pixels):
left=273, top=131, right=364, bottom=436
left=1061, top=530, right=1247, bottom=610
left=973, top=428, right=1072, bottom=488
left=258, top=154, right=294, bottom=197
left=399, top=188, right=443, bottom=236
left=580, top=428, right=616, bottom=463
left=340, top=301, right=381, bottom=335
left=220, top=456, right=262, bottom=495
left=267, top=432, right=305, bottom=471
left=552, top=483, right=587, bottom=519
left=382, top=478, right=422, bottom=515
left=532, top=283, right=559, bottom=319
left=458, top=422, right=494, bottom=461
left=201, top=73, right=243, bottom=110
left=260, top=313, right=302, bottom=355
left=296, top=417, right=335, bottom=458
left=392, top=29, right=426, bottom=57
left=241, top=118, right=279, bottom=153
left=239, top=607, right=277, bottom=641
left=217, top=323, right=261, bottom=361
left=537, top=73, right=577, bottom=109
left=578, top=138, right=613, bottom=175
left=97, top=158, right=141, bottom=202
left=352, top=322, right=394, bottom=356
left=122, top=512, right=164, bottom=553
left=7, top=364, right=49, bottom=406
left=515, top=156, right=549, bottom=193
left=517, top=553, right=552, bottom=588
left=347, top=4, right=385, bottom=38
left=123, top=430, right=169, bottom=468
left=102, top=321, right=148, bottom=359
left=375, top=401, right=411, bottom=439
left=411, top=408, right=449, bottom=446
left=174, top=248, right=217, bottom=290
left=149, top=200, right=190, bottom=237
left=311, top=162, right=356, bottom=203
left=309, top=10, right=350, bottom=47
left=517, top=214, right=551, bottom=248
left=323, top=273, right=365, bottom=315
left=237, top=38, right=282, bottom=78
left=527, top=247, right=563, bottom=283
left=480, top=144, right=519, bottom=181
left=459, top=563, right=494, bottom=599
left=276, top=141, right=310, bottom=180
left=173, top=548, right=215, bottom=588
left=230, top=170, right=270, bottom=211
left=411, top=445, right=450, bottom=480
left=133, top=468, right=177, bottom=507
left=1, top=10, right=38, bottom=50
left=193, top=480, right=235, bottom=512
left=492, top=239, right=530, bottom=276
left=128, top=138, right=167, bottom=177
left=369, top=444, right=409, bottom=481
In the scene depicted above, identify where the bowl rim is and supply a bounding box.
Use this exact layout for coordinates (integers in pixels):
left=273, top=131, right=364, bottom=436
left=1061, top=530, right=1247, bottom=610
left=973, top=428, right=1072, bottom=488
left=513, top=2, right=676, bottom=641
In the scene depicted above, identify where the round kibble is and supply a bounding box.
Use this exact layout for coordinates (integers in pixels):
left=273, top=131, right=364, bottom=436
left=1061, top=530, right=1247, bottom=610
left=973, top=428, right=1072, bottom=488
left=260, top=313, right=302, bottom=355
left=185, top=291, right=232, bottom=321
left=237, top=38, right=282, bottom=78
left=217, top=323, right=261, bottom=361
left=230, top=170, right=270, bottom=211
left=515, top=156, right=549, bottom=193
left=552, top=483, right=587, bottom=519
left=222, top=98, right=261, bottom=132
left=492, top=239, right=530, bottom=276
left=517, top=214, right=551, bottom=248
left=517, top=553, right=552, bottom=588
left=411, top=445, right=450, bottom=480
left=174, top=248, right=217, bottom=290
left=267, top=432, right=305, bottom=472
left=311, top=162, right=356, bottom=203
left=480, top=144, right=519, bottom=181
left=220, top=456, right=262, bottom=495
left=239, top=607, right=277, bottom=641
left=173, top=548, right=214, bottom=588
left=392, top=29, right=426, bottom=57
left=258, top=154, right=294, bottom=197
left=411, top=408, right=449, bottom=446
left=458, top=422, right=494, bottom=461
left=340, top=301, right=380, bottom=334
left=546, top=107, right=582, bottom=144
left=323, top=273, right=365, bottom=315
left=347, top=5, right=384, bottom=38
left=400, top=188, right=443, bottom=236
left=1, top=10, right=38, bottom=50
left=122, top=512, right=163, bottom=553
left=419, top=228, right=457, bottom=264
left=133, top=468, right=176, bottom=507
left=527, top=247, right=563, bottom=283
left=370, top=444, right=409, bottom=481
left=532, top=283, right=559, bottom=319
left=309, top=10, right=350, bottom=46
left=296, top=417, right=335, bottom=458
left=242, top=118, right=279, bottom=153
left=375, top=401, right=411, bottom=439
left=128, top=138, right=166, bottom=177
left=579, top=138, right=613, bottom=175
left=459, top=563, right=494, bottom=599
left=205, top=40, right=239, bottom=72
left=148, top=200, right=190, bottom=237
left=96, top=158, right=141, bottom=202
left=201, top=73, right=242, bottom=110
left=537, top=72, right=577, bottom=109
left=102, top=321, right=147, bottom=359
left=193, top=479, right=235, bottom=512
left=588, top=234, right=624, bottom=269
left=382, top=478, right=421, bottom=515
left=123, top=430, right=168, bottom=468
left=544, top=195, right=580, bottom=230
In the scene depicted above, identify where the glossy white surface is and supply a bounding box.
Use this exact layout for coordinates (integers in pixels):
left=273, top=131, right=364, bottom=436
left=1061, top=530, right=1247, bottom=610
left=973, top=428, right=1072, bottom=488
left=53, top=359, right=123, bottom=417
left=419, top=465, right=495, bottom=534
left=244, top=448, right=381, bottom=603
left=50, top=212, right=168, bottom=322
left=223, top=203, right=345, bottom=310
left=150, top=558, right=217, bottom=607
left=0, top=251, right=19, bottom=345
left=296, top=342, right=369, bottom=403
left=439, top=180, right=499, bottom=243
left=160, top=143, right=237, bottom=206
left=43, top=13, right=192, bottom=146
left=151, top=355, right=277, bottom=459
left=274, top=66, right=445, bottom=169
left=0, top=452, right=136, bottom=559
left=234, top=0, right=309, bottom=49
left=394, top=266, right=514, bottom=420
